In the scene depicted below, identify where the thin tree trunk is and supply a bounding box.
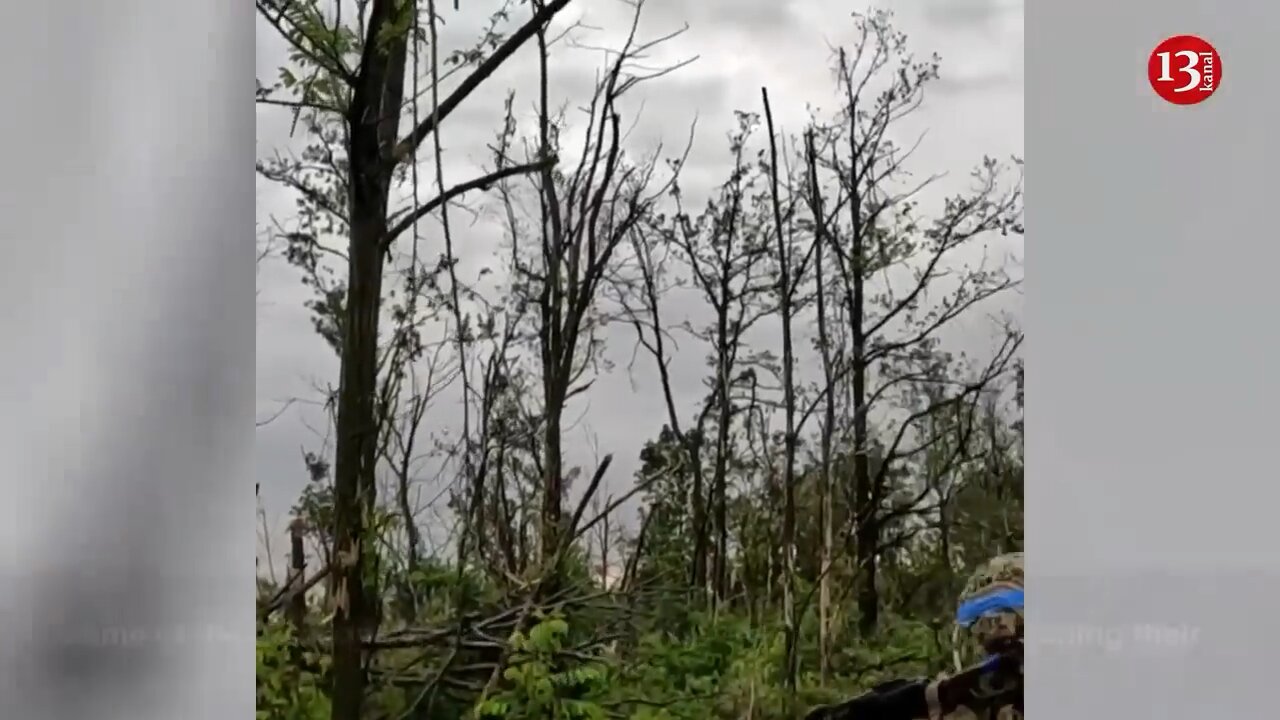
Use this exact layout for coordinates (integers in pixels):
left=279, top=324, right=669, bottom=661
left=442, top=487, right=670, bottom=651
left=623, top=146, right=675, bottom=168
left=840, top=86, right=878, bottom=637
left=807, top=132, right=837, bottom=682
left=762, top=87, right=799, bottom=696
left=710, top=330, right=733, bottom=601
left=288, top=518, right=308, bottom=632
left=540, top=399, right=564, bottom=577
left=690, top=454, right=709, bottom=597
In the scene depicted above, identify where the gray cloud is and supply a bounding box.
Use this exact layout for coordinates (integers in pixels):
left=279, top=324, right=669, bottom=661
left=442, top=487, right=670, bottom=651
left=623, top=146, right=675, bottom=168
left=920, top=0, right=1020, bottom=31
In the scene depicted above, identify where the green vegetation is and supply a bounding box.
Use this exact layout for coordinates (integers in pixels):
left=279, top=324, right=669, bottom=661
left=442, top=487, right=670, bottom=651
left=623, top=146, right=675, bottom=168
left=256, top=400, right=1022, bottom=719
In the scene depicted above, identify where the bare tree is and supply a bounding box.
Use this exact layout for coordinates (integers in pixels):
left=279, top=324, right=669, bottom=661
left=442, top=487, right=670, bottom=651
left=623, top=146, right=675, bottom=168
left=805, top=129, right=839, bottom=681
left=502, top=0, right=689, bottom=586
left=762, top=86, right=807, bottom=696
left=800, top=11, right=1023, bottom=635
left=615, top=110, right=771, bottom=604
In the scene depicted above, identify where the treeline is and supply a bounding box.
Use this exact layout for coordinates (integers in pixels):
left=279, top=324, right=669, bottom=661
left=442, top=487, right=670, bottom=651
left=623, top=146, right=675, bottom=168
left=255, top=2, right=1022, bottom=719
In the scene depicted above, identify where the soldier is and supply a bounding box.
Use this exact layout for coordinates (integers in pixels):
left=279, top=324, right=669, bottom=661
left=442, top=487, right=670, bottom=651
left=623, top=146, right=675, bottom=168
left=945, top=551, right=1024, bottom=719
left=805, top=552, right=1024, bottom=720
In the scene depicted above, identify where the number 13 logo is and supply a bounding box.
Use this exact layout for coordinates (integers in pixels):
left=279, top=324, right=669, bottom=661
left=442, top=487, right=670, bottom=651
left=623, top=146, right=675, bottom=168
left=1148, top=35, right=1221, bottom=105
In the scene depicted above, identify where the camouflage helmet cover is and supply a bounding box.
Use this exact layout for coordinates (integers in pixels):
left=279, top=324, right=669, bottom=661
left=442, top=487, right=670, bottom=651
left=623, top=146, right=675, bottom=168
left=952, top=552, right=1024, bottom=671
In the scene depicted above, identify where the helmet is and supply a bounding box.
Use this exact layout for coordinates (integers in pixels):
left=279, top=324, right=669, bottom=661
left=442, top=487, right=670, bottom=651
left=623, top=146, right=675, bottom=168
left=952, top=552, right=1024, bottom=671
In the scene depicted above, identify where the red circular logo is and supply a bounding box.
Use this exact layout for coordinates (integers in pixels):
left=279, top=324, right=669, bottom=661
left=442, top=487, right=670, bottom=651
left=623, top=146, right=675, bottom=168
left=1148, top=35, right=1221, bottom=105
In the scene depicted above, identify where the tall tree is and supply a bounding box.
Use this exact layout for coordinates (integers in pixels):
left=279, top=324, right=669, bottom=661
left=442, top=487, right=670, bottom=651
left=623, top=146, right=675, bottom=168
left=257, top=0, right=574, bottom=714
left=807, top=11, right=1023, bottom=634
left=507, top=0, right=687, bottom=585
left=762, top=86, right=806, bottom=696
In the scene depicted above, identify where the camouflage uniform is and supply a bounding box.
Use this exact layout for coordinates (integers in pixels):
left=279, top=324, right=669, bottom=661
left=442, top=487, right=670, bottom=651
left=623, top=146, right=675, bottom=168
left=930, top=552, right=1024, bottom=720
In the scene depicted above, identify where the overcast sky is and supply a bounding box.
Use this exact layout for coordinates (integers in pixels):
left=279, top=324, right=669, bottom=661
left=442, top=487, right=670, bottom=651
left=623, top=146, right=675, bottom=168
left=254, top=0, right=1023, bottom=565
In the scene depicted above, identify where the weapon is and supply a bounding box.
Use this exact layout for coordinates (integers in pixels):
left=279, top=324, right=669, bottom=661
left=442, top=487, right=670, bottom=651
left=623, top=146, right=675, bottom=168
left=803, top=641, right=1022, bottom=720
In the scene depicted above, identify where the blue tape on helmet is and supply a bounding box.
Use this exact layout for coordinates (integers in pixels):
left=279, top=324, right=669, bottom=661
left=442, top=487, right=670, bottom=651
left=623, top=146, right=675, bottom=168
left=956, top=586, right=1023, bottom=627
